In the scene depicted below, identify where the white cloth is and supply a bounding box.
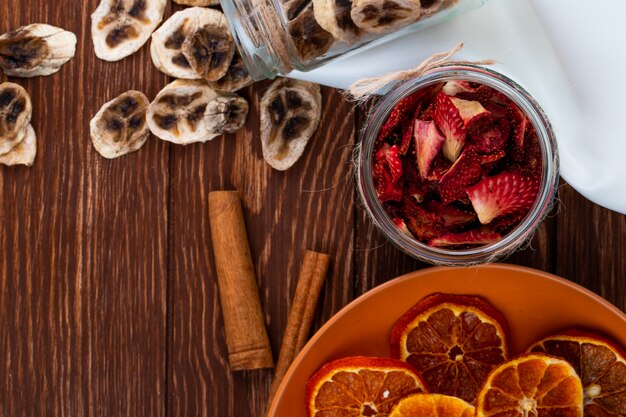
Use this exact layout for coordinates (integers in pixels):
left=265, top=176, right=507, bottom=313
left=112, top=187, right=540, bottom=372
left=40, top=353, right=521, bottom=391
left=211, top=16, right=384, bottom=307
left=290, top=0, right=626, bottom=214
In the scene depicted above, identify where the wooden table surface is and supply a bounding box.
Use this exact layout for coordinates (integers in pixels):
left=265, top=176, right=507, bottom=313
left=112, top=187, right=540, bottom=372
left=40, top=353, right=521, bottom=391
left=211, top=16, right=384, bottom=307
left=1, top=2, right=625, bottom=416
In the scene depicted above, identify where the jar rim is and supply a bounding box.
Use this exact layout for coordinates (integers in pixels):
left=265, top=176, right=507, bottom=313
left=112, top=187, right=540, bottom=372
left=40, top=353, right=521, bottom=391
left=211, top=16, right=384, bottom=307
left=356, top=64, right=559, bottom=265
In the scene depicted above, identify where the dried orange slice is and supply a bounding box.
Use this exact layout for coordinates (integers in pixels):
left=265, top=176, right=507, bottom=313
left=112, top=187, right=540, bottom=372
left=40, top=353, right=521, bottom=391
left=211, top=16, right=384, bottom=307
left=389, top=393, right=475, bottom=417
left=476, top=353, right=583, bottom=417
left=306, top=356, right=427, bottom=417
left=390, top=293, right=509, bottom=402
left=528, top=329, right=626, bottom=417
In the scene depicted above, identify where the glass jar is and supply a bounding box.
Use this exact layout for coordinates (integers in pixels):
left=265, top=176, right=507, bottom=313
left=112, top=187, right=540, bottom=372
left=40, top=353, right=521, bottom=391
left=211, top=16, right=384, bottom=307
left=220, top=0, right=488, bottom=80
left=356, top=65, right=559, bottom=265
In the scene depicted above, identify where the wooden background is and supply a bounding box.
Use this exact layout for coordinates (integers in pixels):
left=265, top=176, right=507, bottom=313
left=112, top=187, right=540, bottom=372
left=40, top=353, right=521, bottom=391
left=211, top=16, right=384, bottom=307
left=1, top=1, right=624, bottom=416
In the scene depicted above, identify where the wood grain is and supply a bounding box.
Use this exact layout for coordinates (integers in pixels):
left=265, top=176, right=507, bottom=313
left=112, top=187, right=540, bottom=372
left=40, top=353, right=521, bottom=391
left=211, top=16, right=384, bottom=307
left=0, top=2, right=625, bottom=417
left=166, top=85, right=356, bottom=417
left=0, top=1, right=170, bottom=416
left=555, top=184, right=626, bottom=312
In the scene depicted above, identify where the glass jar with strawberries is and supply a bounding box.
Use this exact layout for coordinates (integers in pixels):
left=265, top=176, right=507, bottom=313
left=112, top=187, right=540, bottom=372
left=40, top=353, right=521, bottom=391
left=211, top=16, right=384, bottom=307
left=356, top=65, right=558, bottom=265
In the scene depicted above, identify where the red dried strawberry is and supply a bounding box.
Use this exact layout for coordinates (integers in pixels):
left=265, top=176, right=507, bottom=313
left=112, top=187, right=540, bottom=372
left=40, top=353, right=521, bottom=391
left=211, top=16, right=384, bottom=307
left=508, top=103, right=528, bottom=160
left=512, top=125, right=542, bottom=179
left=449, top=97, right=490, bottom=126
left=426, top=155, right=452, bottom=181
left=425, top=201, right=476, bottom=229
left=466, top=171, right=539, bottom=224
left=489, top=212, right=526, bottom=234
left=419, top=102, right=436, bottom=121
left=428, top=229, right=502, bottom=247
left=433, top=92, right=467, bottom=162
left=373, top=144, right=404, bottom=202
left=442, top=80, right=476, bottom=96
left=402, top=197, right=445, bottom=241
left=458, top=85, right=510, bottom=118
left=393, top=217, right=414, bottom=237
left=402, top=154, right=427, bottom=203
left=467, top=116, right=510, bottom=154
left=438, top=149, right=482, bottom=204
left=413, top=120, right=445, bottom=179
left=379, top=84, right=443, bottom=145
left=480, top=150, right=506, bottom=165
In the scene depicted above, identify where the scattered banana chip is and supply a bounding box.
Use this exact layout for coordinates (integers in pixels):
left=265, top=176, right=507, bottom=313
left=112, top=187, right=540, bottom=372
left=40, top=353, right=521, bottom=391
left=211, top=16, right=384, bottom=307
left=260, top=78, right=322, bottom=171
left=151, top=7, right=233, bottom=80
left=182, top=21, right=235, bottom=81
left=0, top=124, right=36, bottom=166
left=204, top=92, right=249, bottom=136
left=288, top=2, right=335, bottom=62
left=0, top=82, right=33, bottom=156
left=173, top=0, right=219, bottom=5
left=313, top=0, right=362, bottom=44
left=147, top=79, right=218, bottom=145
left=0, top=24, right=77, bottom=78
left=350, top=0, right=420, bottom=34
left=90, top=90, right=150, bottom=159
left=91, top=0, right=167, bottom=61
left=208, top=52, right=253, bottom=92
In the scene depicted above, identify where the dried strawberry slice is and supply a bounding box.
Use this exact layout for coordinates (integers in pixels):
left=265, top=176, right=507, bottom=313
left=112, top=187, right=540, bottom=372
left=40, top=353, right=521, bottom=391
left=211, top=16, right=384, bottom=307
left=402, top=154, right=427, bottom=203
left=373, top=144, right=404, bottom=202
left=425, top=201, right=476, bottom=230
left=479, top=150, right=506, bottom=165
left=398, top=104, right=423, bottom=154
left=467, top=116, right=510, bottom=155
left=449, top=97, right=490, bottom=126
left=379, top=84, right=443, bottom=146
left=426, top=155, right=452, bottom=181
left=512, top=125, right=543, bottom=179
left=438, top=149, right=482, bottom=204
left=414, top=120, right=445, bottom=179
left=428, top=229, right=501, bottom=247
left=393, top=217, right=414, bottom=237
left=402, top=196, right=445, bottom=241
left=458, top=85, right=510, bottom=118
left=508, top=103, right=528, bottom=160
left=466, top=171, right=540, bottom=224
left=442, top=81, right=476, bottom=96
left=434, top=92, right=467, bottom=162
left=419, top=102, right=436, bottom=121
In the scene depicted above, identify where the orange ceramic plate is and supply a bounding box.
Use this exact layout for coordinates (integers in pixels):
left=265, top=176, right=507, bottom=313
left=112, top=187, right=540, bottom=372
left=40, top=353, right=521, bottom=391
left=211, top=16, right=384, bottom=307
left=267, top=264, right=626, bottom=417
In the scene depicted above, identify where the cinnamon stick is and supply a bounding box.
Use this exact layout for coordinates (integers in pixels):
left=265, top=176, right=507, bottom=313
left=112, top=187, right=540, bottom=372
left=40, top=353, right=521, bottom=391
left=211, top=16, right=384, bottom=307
left=208, top=191, right=274, bottom=371
left=268, top=250, right=330, bottom=404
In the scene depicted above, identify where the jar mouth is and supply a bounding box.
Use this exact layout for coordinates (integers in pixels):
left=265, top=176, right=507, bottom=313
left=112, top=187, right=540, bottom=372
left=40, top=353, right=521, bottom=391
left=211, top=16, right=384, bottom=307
left=356, top=65, right=559, bottom=265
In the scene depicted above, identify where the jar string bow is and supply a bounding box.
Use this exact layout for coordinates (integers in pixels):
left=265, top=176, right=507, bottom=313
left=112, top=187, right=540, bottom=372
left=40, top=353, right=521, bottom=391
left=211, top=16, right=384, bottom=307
left=346, top=43, right=495, bottom=101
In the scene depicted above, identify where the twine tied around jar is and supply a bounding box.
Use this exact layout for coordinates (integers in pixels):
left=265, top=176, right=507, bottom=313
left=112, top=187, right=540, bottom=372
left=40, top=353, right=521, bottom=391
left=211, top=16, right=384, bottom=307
left=346, top=43, right=495, bottom=101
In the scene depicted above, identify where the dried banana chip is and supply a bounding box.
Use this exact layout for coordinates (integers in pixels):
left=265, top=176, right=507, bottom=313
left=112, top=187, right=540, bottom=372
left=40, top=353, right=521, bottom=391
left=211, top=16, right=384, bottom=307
left=0, top=124, right=36, bottom=166
left=283, top=0, right=311, bottom=20
left=91, top=0, right=167, bottom=61
left=151, top=7, right=233, bottom=80
left=182, top=22, right=235, bottom=81
left=313, top=0, right=362, bottom=44
left=207, top=52, right=253, bottom=92
left=90, top=90, right=150, bottom=159
left=0, top=82, right=32, bottom=156
left=147, top=79, right=218, bottom=145
left=288, top=2, right=335, bottom=62
left=350, top=0, right=420, bottom=34
left=420, top=0, right=445, bottom=18
left=174, top=0, right=219, bottom=5
left=0, top=24, right=77, bottom=78
left=260, top=78, right=322, bottom=171
left=204, top=92, right=249, bottom=135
